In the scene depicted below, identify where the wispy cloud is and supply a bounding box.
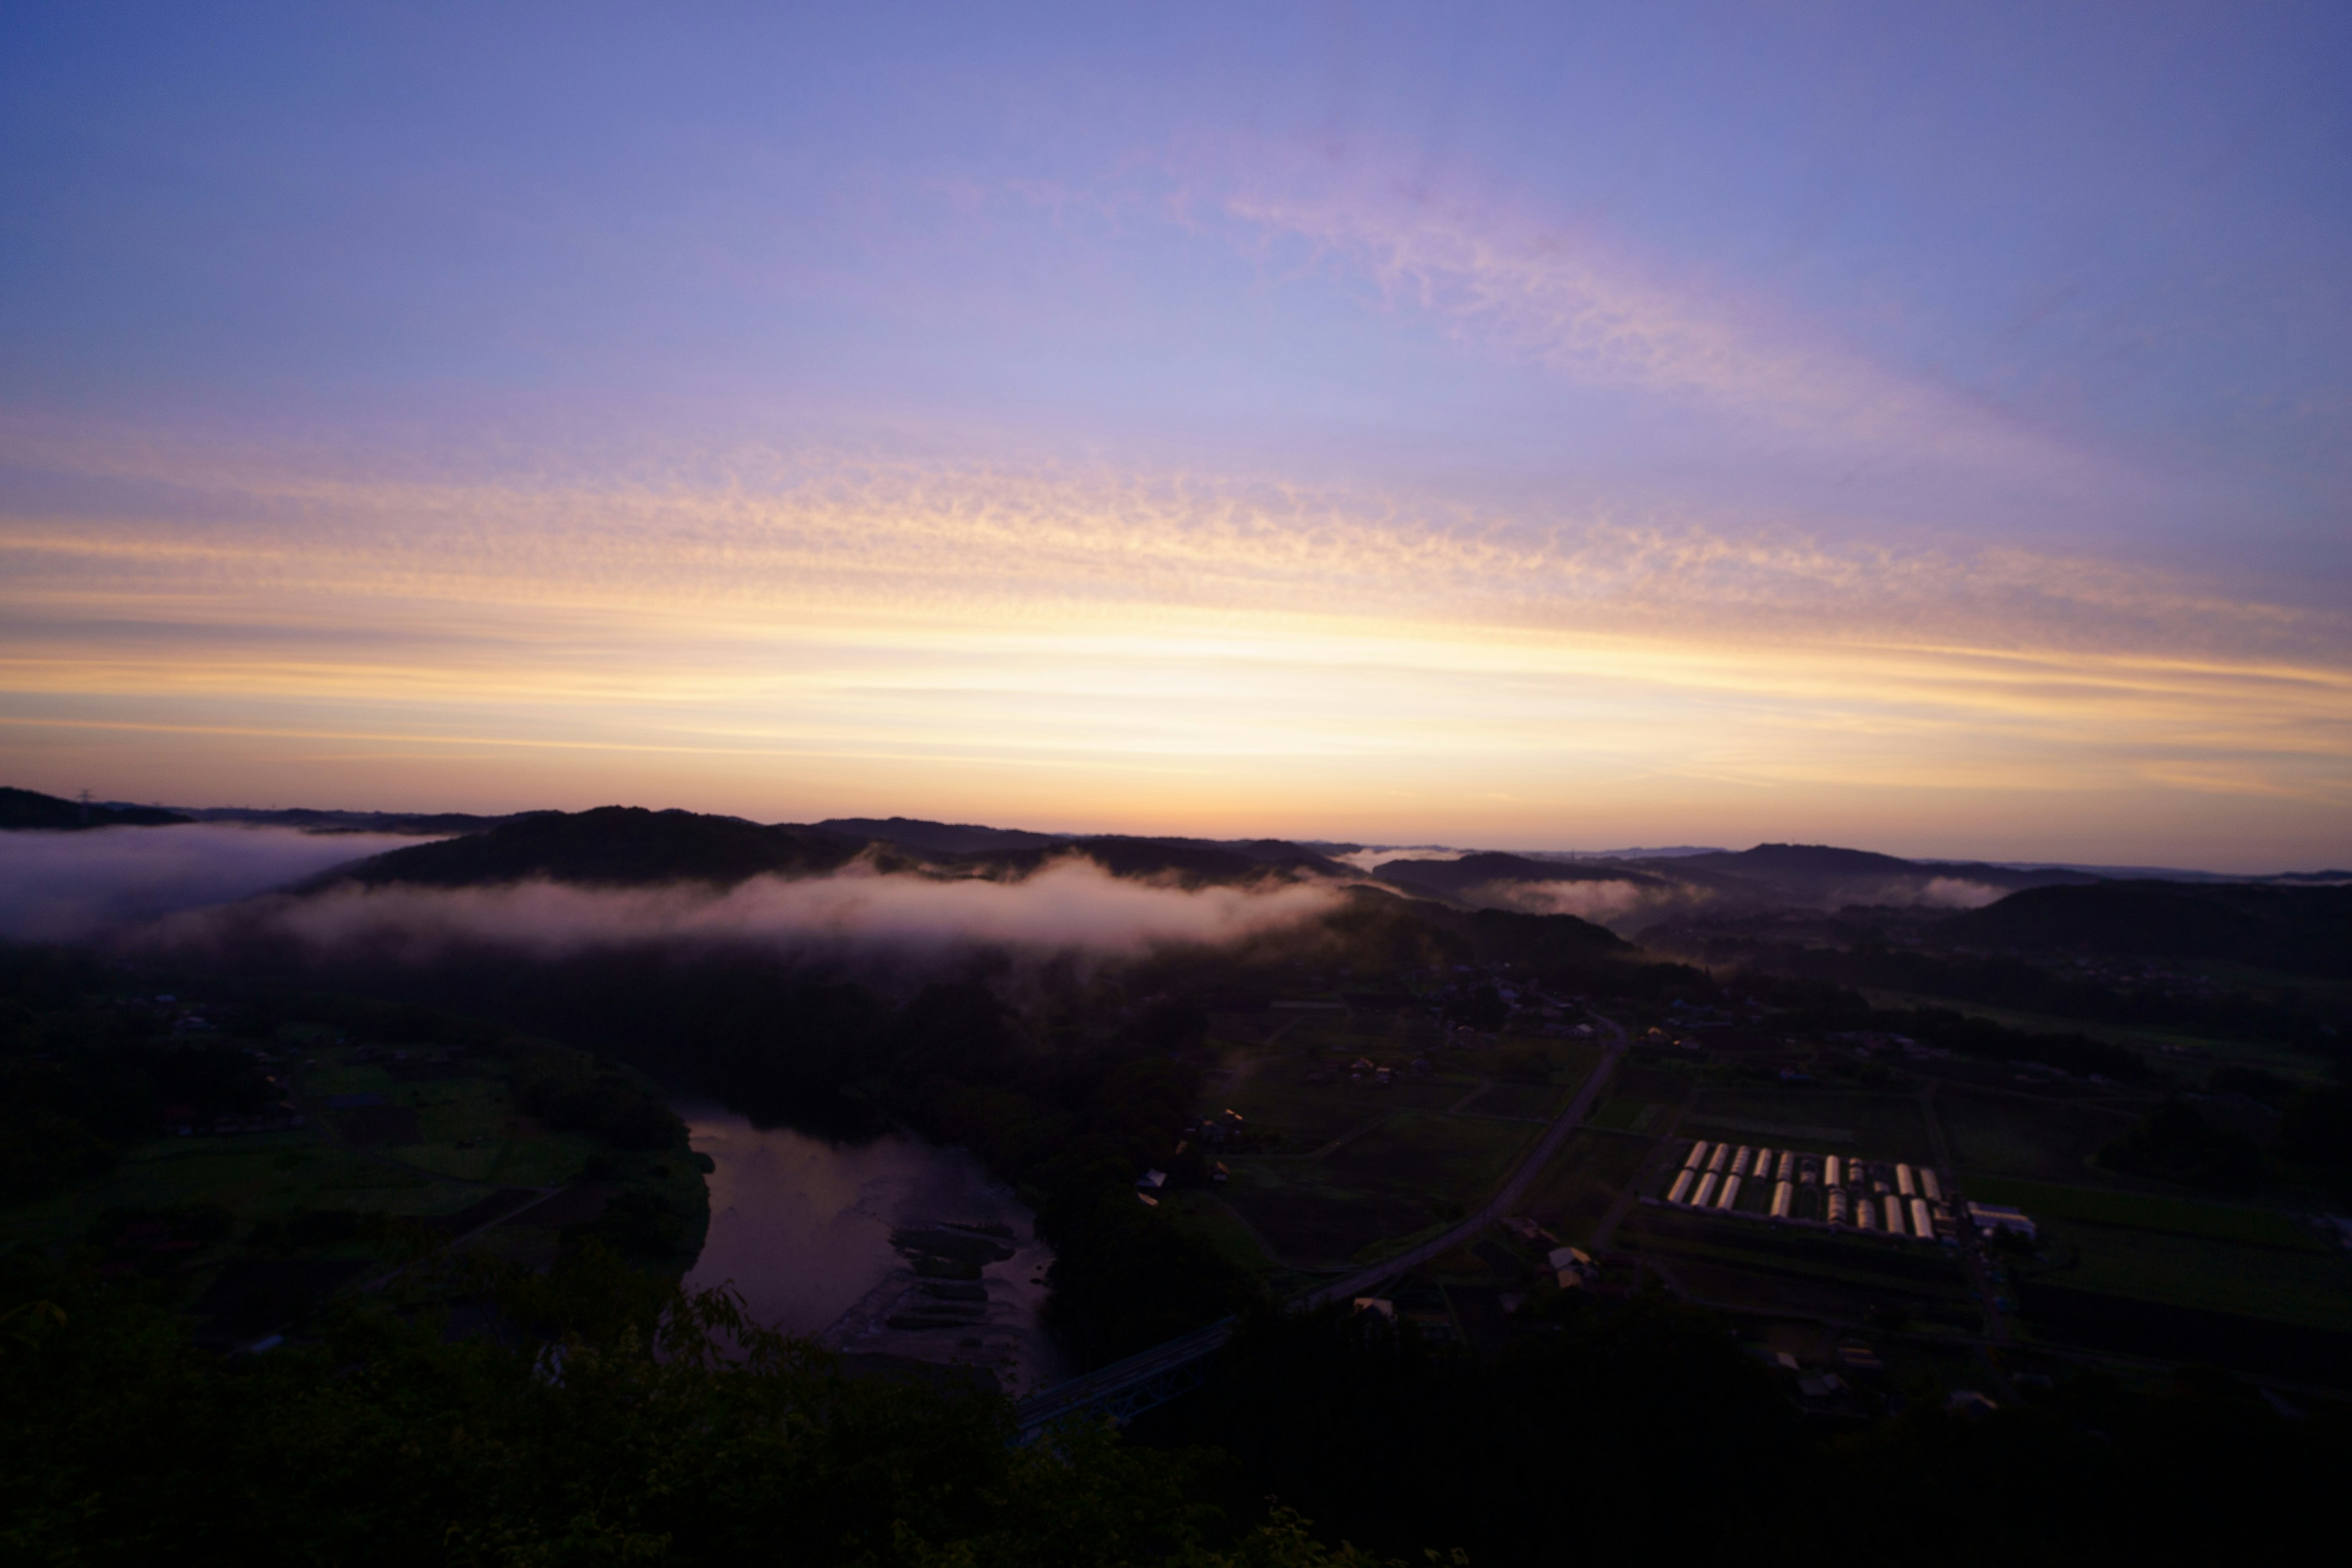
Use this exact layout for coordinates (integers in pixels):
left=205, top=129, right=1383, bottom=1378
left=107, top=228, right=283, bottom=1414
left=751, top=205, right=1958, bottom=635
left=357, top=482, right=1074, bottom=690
left=1132, top=138, right=2143, bottom=500
left=0, top=417, right=2329, bottom=665
left=0, top=420, right=2344, bottom=860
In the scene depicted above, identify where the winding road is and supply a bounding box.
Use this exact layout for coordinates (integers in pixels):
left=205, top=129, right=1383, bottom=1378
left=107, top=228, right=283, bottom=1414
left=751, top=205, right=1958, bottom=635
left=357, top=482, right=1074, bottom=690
left=1294, top=1013, right=1627, bottom=1310
left=1016, top=1012, right=1630, bottom=1432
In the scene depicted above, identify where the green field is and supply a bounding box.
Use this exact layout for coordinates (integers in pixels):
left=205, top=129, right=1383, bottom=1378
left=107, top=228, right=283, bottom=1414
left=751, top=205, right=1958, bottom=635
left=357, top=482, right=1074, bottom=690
left=1221, top=1110, right=1539, bottom=1266
left=1473, top=1082, right=1570, bottom=1121
left=1, top=1035, right=707, bottom=1303
left=1630, top=1213, right=1975, bottom=1292
left=1611, top=1061, right=1699, bottom=1103
left=377, top=1076, right=602, bottom=1183
left=1219, top=1074, right=1459, bottom=1152
left=1517, top=1129, right=1656, bottom=1243
left=1627, top=1211, right=1977, bottom=1323
left=1936, top=1087, right=2139, bottom=1184
left=0, top=1134, right=486, bottom=1252
left=1686, top=1090, right=1937, bottom=1163
left=1962, top=1177, right=2320, bottom=1250
left=1587, top=1097, right=1655, bottom=1131
left=2029, top=1221, right=2352, bottom=1332
left=1161, top=1191, right=1278, bottom=1280
left=1530, top=1038, right=1607, bottom=1088
left=1857, top=987, right=2332, bottom=1085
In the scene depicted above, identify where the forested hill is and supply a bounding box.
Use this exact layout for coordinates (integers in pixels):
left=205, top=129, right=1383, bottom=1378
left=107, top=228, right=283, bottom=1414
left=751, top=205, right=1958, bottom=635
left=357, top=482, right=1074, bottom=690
left=814, top=815, right=1068, bottom=853
left=954, top=835, right=1352, bottom=885
left=1375, top=851, right=1674, bottom=901
left=1630, top=842, right=2094, bottom=901
left=0, top=785, right=190, bottom=831
left=1943, top=881, right=2352, bottom=978
left=832, top=817, right=1355, bottom=881
left=312, top=807, right=1359, bottom=892
left=312, top=807, right=875, bottom=889
left=1365, top=840, right=2101, bottom=915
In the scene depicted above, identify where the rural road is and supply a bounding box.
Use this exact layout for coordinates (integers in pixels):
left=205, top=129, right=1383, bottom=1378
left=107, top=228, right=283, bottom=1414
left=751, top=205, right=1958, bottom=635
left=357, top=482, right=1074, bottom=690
left=1295, top=1013, right=1630, bottom=1311
left=1019, top=1011, right=1632, bottom=1431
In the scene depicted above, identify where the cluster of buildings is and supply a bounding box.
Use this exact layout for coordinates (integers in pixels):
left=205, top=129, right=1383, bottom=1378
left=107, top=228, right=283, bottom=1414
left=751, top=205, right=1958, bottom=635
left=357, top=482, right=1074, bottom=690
left=1660, top=1139, right=1958, bottom=1242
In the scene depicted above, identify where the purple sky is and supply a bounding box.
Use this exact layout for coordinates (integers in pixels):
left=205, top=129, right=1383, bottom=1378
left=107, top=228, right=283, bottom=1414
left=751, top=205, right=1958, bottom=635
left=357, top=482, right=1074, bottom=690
left=2, top=4, right=2346, bottom=867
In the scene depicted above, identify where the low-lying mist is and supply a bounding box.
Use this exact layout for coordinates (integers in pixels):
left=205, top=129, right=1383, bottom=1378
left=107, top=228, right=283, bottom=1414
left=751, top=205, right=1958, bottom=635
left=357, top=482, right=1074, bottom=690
left=1337, top=846, right=1466, bottom=875
left=1474, top=871, right=2008, bottom=932
left=1913, top=876, right=2007, bottom=910
left=0, top=824, right=444, bottom=942
left=1480, top=878, right=1688, bottom=930
left=145, top=856, right=1347, bottom=963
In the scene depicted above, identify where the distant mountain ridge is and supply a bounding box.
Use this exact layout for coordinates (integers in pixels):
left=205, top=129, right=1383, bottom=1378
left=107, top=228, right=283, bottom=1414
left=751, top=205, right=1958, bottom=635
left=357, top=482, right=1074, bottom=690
left=295, top=808, right=1355, bottom=894
left=1373, top=852, right=1675, bottom=901
left=817, top=817, right=1354, bottom=880
left=1355, top=841, right=2103, bottom=921
left=12, top=785, right=2341, bottom=937
left=179, top=805, right=514, bottom=835
left=814, top=816, right=1068, bottom=854
left=312, top=808, right=871, bottom=889
left=1941, top=881, right=2352, bottom=978
left=1, top=785, right=190, bottom=831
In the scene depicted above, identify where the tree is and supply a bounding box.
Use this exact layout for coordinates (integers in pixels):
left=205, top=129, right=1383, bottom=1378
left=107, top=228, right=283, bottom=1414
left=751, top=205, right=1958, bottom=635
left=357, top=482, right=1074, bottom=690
left=0, top=1246, right=1400, bottom=1567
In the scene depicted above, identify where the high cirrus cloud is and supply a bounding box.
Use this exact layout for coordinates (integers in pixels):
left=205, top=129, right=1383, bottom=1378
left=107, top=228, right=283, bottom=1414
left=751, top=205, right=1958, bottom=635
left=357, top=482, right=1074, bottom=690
left=148, top=857, right=1344, bottom=962
left=0, top=824, right=442, bottom=942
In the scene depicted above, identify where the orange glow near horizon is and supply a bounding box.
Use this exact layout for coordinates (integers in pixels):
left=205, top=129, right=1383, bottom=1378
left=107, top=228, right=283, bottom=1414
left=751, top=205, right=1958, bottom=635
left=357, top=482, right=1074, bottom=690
left=6, top=13, right=2350, bottom=875
left=2, top=436, right=2344, bottom=870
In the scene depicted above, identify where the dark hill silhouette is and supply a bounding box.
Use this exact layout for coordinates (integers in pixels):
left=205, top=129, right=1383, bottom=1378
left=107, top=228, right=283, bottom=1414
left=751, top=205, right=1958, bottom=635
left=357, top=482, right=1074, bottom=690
left=316, top=807, right=872, bottom=889
left=817, top=819, right=1353, bottom=879
left=1670, top=843, right=1919, bottom=879
left=956, top=836, right=1315, bottom=888
left=815, top=816, right=1069, bottom=854
left=181, top=805, right=512, bottom=835
left=1628, top=843, right=2095, bottom=907
left=1366, top=843, right=2087, bottom=918
left=1449, top=904, right=1634, bottom=962
left=301, top=810, right=1343, bottom=894
left=1307, top=884, right=1635, bottom=970
left=1374, top=852, right=1672, bottom=901
left=1, top=785, right=190, bottom=830
left=1141, top=837, right=1354, bottom=878
left=1944, top=881, right=2352, bottom=977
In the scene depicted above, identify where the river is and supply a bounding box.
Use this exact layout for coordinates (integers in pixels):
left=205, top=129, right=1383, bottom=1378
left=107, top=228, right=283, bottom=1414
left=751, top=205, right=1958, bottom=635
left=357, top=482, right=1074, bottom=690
left=676, top=1101, right=1070, bottom=1396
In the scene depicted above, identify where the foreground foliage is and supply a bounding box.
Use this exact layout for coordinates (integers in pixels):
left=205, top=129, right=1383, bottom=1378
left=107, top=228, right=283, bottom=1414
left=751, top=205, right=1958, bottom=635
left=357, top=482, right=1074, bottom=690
left=1135, top=1296, right=2352, bottom=1565
left=0, top=1246, right=1422, bottom=1567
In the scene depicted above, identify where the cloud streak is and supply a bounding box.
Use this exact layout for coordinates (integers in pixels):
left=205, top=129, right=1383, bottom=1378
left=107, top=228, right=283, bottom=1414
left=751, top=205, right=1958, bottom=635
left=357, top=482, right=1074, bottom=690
left=1, top=422, right=2345, bottom=864
left=4, top=419, right=2335, bottom=665
left=1130, top=138, right=2143, bottom=507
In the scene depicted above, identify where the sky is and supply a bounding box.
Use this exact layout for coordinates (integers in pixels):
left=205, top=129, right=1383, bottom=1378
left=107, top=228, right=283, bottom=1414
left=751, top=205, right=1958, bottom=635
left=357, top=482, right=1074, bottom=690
left=2, top=2, right=2348, bottom=870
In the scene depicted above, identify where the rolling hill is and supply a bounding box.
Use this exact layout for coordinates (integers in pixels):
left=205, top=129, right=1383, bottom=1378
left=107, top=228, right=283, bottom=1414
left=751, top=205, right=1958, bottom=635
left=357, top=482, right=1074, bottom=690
left=313, top=807, right=874, bottom=889
left=1941, top=881, right=2352, bottom=978
left=1, top=785, right=190, bottom=831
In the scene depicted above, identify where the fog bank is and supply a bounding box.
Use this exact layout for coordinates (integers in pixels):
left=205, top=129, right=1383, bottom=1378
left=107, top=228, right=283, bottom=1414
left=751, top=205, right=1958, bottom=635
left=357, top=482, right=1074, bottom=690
left=149, top=857, right=1344, bottom=961
left=1338, top=846, right=1468, bottom=875
left=1914, top=877, right=2006, bottom=910
left=0, top=824, right=443, bottom=942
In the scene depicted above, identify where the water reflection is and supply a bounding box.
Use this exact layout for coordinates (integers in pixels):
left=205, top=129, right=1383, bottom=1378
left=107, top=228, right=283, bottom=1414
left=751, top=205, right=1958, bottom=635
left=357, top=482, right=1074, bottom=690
left=679, top=1101, right=1069, bottom=1395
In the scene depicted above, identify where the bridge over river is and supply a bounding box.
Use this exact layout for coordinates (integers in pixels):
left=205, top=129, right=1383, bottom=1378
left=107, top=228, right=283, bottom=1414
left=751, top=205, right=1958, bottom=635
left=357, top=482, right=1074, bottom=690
left=1014, top=1019, right=1628, bottom=1439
